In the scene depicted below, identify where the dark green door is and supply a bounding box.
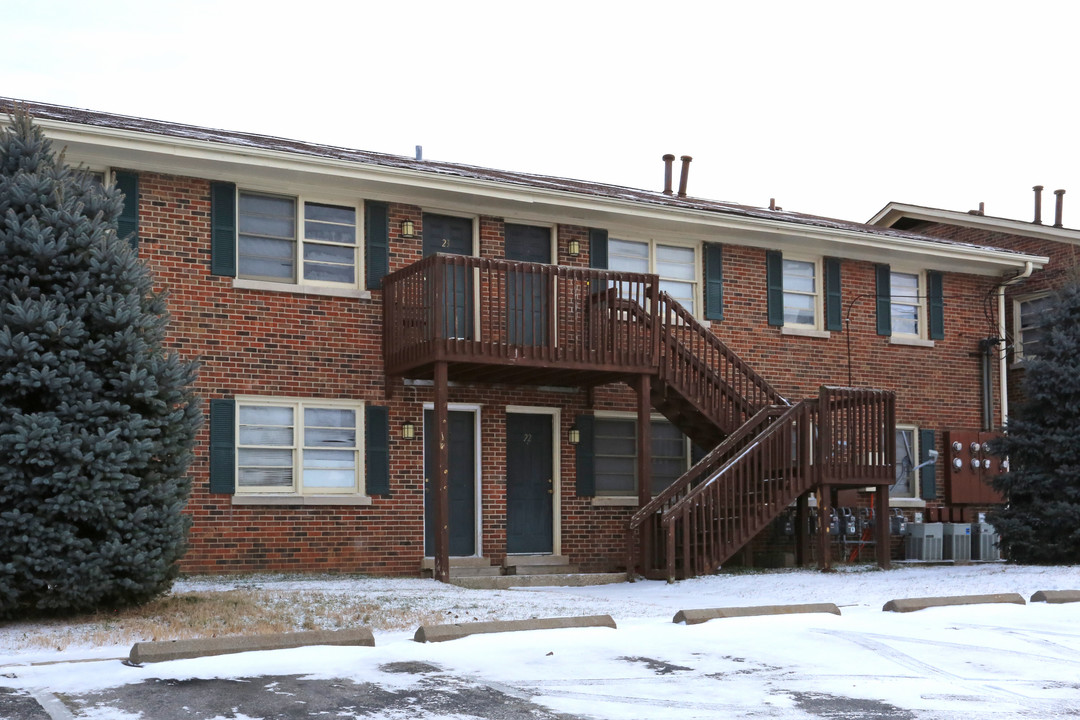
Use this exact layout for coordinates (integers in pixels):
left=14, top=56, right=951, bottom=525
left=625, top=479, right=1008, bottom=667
left=424, top=410, right=476, bottom=556
left=423, top=213, right=473, bottom=340
left=505, top=224, right=551, bottom=346
left=506, top=413, right=554, bottom=554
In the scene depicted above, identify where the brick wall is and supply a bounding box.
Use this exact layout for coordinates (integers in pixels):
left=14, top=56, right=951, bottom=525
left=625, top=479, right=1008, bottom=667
left=135, top=171, right=1003, bottom=575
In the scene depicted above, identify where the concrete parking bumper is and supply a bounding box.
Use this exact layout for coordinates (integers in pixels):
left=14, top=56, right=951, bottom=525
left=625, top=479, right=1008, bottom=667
left=129, top=628, right=375, bottom=665
left=882, top=593, right=1026, bottom=613
left=673, top=603, right=841, bottom=625
left=1031, top=589, right=1080, bottom=604
left=414, top=615, right=616, bottom=643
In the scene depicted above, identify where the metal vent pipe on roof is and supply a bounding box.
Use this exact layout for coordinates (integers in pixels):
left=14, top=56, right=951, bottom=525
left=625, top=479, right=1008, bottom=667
left=662, top=154, right=675, bottom=195
left=1033, top=185, right=1043, bottom=224
left=677, top=155, right=692, bottom=198
left=415, top=145, right=423, bottom=161
left=1055, top=189, right=1066, bottom=227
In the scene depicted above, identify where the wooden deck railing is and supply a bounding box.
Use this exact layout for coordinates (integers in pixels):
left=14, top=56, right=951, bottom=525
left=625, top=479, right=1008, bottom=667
left=817, top=386, right=896, bottom=485
left=382, top=254, right=660, bottom=377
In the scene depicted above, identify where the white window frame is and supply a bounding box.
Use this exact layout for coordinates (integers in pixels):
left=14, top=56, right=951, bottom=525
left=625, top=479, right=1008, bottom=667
left=890, top=269, right=926, bottom=339
left=607, top=236, right=700, bottom=316
left=236, top=190, right=363, bottom=290
left=592, top=412, right=692, bottom=499
left=235, top=397, right=366, bottom=497
left=892, top=424, right=921, bottom=503
left=781, top=255, right=822, bottom=330
left=1013, top=292, right=1053, bottom=361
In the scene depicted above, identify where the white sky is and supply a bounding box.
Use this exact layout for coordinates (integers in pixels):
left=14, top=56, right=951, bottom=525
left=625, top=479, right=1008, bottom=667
left=7, top=1, right=1080, bottom=226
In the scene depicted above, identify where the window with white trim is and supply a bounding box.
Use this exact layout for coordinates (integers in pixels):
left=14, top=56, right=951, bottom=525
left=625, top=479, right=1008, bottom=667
left=893, top=425, right=918, bottom=498
left=594, top=417, right=691, bottom=496
left=237, top=399, right=364, bottom=495
left=782, top=258, right=820, bottom=327
left=890, top=271, right=924, bottom=337
left=1014, top=294, right=1054, bottom=360
left=238, top=192, right=359, bottom=286
left=609, top=238, right=698, bottom=313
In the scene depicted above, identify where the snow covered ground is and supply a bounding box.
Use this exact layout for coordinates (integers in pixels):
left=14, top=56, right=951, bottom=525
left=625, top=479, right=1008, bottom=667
left=3, top=564, right=1080, bottom=719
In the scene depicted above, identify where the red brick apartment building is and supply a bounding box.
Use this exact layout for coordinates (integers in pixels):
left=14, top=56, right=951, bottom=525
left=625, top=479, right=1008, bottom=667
left=3, top=98, right=1050, bottom=583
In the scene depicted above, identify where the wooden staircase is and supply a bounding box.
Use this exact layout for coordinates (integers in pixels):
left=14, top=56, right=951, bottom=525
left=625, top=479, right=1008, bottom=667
left=627, top=294, right=895, bottom=581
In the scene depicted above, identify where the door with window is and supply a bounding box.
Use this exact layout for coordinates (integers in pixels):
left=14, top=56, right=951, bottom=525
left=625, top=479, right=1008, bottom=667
left=504, top=224, right=552, bottom=346
left=423, top=213, right=473, bottom=340
left=424, top=410, right=477, bottom=556
left=506, top=413, right=554, bottom=554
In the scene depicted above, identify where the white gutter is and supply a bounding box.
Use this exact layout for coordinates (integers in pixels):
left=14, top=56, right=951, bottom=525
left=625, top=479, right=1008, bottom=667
left=998, top=261, right=1035, bottom=428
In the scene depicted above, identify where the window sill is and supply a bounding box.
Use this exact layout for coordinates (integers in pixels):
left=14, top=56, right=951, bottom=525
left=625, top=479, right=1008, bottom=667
left=889, top=497, right=927, bottom=508
left=888, top=336, right=935, bottom=348
left=591, top=496, right=639, bottom=507
left=781, top=327, right=831, bottom=339
left=233, top=278, right=372, bottom=300
left=232, top=494, right=373, bottom=506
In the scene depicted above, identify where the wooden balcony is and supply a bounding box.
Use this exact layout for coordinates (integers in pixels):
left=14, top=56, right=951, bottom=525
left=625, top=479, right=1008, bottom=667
left=383, top=253, right=662, bottom=387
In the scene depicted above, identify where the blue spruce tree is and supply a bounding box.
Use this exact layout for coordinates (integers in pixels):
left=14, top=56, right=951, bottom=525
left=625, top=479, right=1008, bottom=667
left=990, top=282, right=1080, bottom=564
left=0, top=110, right=200, bottom=617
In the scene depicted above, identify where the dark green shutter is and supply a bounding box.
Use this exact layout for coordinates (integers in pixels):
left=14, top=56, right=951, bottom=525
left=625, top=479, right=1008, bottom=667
left=919, top=428, right=937, bottom=500
left=365, top=405, right=390, bottom=495
left=575, top=414, right=595, bottom=497
left=766, top=250, right=784, bottom=327
left=114, top=171, right=139, bottom=250
left=824, top=257, right=842, bottom=331
left=210, top=182, right=237, bottom=277
left=589, top=229, right=608, bottom=269
left=875, top=264, right=892, bottom=336
left=927, top=271, right=944, bottom=340
left=365, top=201, right=390, bottom=290
left=705, top=243, right=723, bottom=321
left=209, top=398, right=236, bottom=494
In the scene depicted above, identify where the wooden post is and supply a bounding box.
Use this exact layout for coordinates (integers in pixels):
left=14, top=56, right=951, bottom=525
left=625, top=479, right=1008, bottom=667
left=875, top=483, right=891, bottom=569
left=433, top=361, right=450, bottom=583
left=796, top=492, right=809, bottom=567
left=637, top=374, right=652, bottom=510
left=817, top=485, right=832, bottom=571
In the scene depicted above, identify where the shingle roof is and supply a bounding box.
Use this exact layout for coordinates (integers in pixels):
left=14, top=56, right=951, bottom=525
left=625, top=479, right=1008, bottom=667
left=0, top=97, right=1037, bottom=258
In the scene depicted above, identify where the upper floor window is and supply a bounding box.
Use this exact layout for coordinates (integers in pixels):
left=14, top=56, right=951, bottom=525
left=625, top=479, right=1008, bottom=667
left=238, top=192, right=358, bottom=286
left=782, top=258, right=819, bottom=327
left=1014, top=294, right=1054, bottom=360
left=890, top=271, right=923, bottom=337
left=609, top=238, right=698, bottom=314
left=237, top=399, right=363, bottom=495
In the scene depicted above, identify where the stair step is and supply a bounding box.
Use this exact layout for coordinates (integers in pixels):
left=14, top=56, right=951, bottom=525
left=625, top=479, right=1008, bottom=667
left=505, top=564, right=580, bottom=575
left=502, top=555, right=570, bottom=567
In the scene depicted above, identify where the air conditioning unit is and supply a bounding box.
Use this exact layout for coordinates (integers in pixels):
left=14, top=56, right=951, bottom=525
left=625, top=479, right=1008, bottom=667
left=971, top=522, right=1001, bottom=561
left=942, top=523, right=971, bottom=561
left=905, top=523, right=943, bottom=561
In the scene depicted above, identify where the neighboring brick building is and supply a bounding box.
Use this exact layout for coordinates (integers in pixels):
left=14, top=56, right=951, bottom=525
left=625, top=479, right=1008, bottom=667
left=870, top=193, right=1080, bottom=419
left=3, top=98, right=1049, bottom=579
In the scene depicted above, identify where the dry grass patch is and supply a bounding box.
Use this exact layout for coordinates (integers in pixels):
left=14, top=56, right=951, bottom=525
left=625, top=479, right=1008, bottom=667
left=10, top=589, right=451, bottom=652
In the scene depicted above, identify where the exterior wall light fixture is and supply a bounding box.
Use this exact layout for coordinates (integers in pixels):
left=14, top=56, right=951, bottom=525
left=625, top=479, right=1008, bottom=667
left=401, top=421, right=416, bottom=440
left=400, top=219, right=417, bottom=238
left=568, top=425, right=581, bottom=445
left=567, top=239, right=581, bottom=257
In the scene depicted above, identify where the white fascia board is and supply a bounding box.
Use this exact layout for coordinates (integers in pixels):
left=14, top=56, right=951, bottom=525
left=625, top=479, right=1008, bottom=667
left=41, top=120, right=1047, bottom=277
left=870, top=202, right=1080, bottom=246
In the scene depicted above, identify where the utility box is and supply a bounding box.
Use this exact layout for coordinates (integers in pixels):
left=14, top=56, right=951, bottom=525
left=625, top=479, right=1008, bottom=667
left=905, top=523, right=943, bottom=561
left=942, top=523, right=972, bottom=561
left=971, top=522, right=1001, bottom=561
left=943, top=430, right=1006, bottom=505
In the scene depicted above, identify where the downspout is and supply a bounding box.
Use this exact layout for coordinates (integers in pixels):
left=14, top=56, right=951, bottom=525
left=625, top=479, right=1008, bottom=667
left=998, top=261, right=1035, bottom=429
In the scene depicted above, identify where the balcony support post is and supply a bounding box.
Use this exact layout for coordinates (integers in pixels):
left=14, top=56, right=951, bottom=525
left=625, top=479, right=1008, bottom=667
left=637, top=374, right=653, bottom=510
left=874, top=483, right=891, bottom=569
left=433, top=361, right=450, bottom=583
left=795, top=492, right=810, bottom=567
left=817, top=484, right=833, bottom=571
